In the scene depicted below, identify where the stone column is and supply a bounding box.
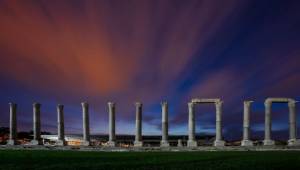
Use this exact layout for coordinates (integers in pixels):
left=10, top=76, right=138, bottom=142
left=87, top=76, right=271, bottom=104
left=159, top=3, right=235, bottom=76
left=108, top=102, right=116, bottom=147
left=287, top=101, right=300, bottom=146
left=30, top=103, right=42, bottom=145
left=81, top=102, right=90, bottom=146
left=187, top=102, right=197, bottom=147
left=241, top=101, right=253, bottom=146
left=134, top=102, right=143, bottom=147
left=56, top=104, right=66, bottom=146
left=7, top=103, right=17, bottom=145
left=161, top=101, right=169, bottom=147
left=263, top=101, right=274, bottom=146
left=214, top=101, right=225, bottom=146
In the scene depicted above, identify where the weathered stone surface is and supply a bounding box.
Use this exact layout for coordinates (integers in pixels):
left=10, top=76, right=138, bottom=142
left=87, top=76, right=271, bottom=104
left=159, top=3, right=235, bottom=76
left=30, top=103, right=42, bottom=145
left=241, top=101, right=253, bottom=146
left=108, top=102, right=116, bottom=145
left=191, top=98, right=221, bottom=103
left=81, top=102, right=90, bottom=145
left=214, top=140, right=225, bottom=147
left=134, top=102, right=143, bottom=147
left=187, top=140, right=197, bottom=147
left=7, top=103, right=17, bottom=145
left=241, top=140, right=254, bottom=146
left=57, top=104, right=66, bottom=146
left=161, top=101, right=169, bottom=147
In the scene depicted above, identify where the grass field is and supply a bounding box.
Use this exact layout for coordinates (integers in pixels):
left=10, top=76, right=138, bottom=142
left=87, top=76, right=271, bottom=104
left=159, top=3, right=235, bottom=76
left=0, top=150, right=300, bottom=170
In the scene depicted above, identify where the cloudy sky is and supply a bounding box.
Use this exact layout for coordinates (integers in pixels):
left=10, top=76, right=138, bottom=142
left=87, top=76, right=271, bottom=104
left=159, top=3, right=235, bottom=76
left=0, top=0, right=299, bottom=140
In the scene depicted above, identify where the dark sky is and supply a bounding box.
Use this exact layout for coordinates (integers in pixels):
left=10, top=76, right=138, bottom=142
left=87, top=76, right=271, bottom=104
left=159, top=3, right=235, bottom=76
left=0, top=0, right=299, bottom=140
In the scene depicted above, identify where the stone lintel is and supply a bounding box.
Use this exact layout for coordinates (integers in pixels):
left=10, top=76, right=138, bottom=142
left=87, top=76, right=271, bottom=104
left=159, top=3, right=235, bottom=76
left=265, top=98, right=295, bottom=104
left=191, top=98, right=221, bottom=104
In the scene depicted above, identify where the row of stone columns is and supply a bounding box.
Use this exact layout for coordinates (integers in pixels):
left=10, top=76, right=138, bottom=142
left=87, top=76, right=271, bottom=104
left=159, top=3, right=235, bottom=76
left=5, top=99, right=299, bottom=147
left=187, top=101, right=225, bottom=147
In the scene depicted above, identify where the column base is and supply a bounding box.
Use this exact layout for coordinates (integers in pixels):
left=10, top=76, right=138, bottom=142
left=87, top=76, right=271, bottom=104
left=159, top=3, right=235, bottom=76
left=134, top=141, right=143, bottom=147
left=177, top=140, right=183, bottom=147
left=160, top=140, right=170, bottom=147
left=263, top=139, right=275, bottom=146
left=29, top=139, right=43, bottom=145
left=107, top=141, right=116, bottom=147
left=81, top=140, right=91, bottom=146
left=6, top=139, right=17, bottom=145
left=288, top=139, right=300, bottom=146
left=214, top=140, right=225, bottom=147
left=56, top=140, right=67, bottom=146
left=241, top=140, right=253, bottom=146
left=187, top=140, right=197, bottom=147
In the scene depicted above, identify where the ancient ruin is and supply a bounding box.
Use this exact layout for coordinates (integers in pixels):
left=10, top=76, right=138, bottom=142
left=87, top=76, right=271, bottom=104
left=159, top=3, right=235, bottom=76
left=2, top=97, right=299, bottom=149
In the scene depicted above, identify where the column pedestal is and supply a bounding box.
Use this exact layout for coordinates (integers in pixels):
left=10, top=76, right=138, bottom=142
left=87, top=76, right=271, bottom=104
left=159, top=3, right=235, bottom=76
left=214, top=140, right=225, bottom=147
left=56, top=140, right=67, bottom=146
left=134, top=141, right=143, bottom=147
left=81, top=140, right=91, bottom=146
left=241, top=140, right=253, bottom=146
left=263, top=139, right=275, bottom=146
left=160, top=140, right=170, bottom=147
left=7, top=140, right=17, bottom=145
left=107, top=141, right=116, bottom=147
left=288, top=139, right=300, bottom=146
left=187, top=140, right=197, bottom=147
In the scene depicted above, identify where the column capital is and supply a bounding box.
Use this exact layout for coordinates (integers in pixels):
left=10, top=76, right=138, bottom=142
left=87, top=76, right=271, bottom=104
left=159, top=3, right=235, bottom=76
left=188, top=102, right=194, bottom=107
left=244, top=101, right=254, bottom=106
left=135, top=102, right=142, bottom=107
left=81, top=102, right=89, bottom=108
left=57, top=104, right=64, bottom=109
left=215, top=100, right=223, bottom=107
left=161, top=101, right=168, bottom=106
left=108, top=102, right=115, bottom=107
left=264, top=100, right=271, bottom=107
left=288, top=101, right=297, bottom=107
left=33, top=102, right=41, bottom=108
left=9, top=102, right=17, bottom=107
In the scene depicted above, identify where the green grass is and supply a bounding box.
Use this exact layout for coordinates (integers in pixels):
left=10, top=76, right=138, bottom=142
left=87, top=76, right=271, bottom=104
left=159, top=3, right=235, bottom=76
left=0, top=150, right=300, bottom=170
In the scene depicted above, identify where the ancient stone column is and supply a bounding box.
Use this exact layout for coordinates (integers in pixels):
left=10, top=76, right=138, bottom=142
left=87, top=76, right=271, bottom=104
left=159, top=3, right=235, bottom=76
left=287, top=101, right=300, bottom=146
left=134, top=102, right=143, bottom=147
left=108, top=102, right=116, bottom=147
left=214, top=101, right=225, bottom=146
left=30, top=103, right=42, bottom=145
left=161, top=101, right=169, bottom=147
left=263, top=101, right=274, bottom=146
left=241, top=101, right=253, bottom=146
left=187, top=102, right=197, bottom=147
left=81, top=102, right=90, bottom=146
left=56, top=104, right=66, bottom=146
left=7, top=103, right=17, bottom=145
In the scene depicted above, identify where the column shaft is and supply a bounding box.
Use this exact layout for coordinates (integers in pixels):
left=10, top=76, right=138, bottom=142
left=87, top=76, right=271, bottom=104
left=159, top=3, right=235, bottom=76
left=264, top=102, right=272, bottom=140
left=31, top=103, right=41, bottom=145
left=263, top=101, right=274, bottom=145
left=161, top=102, right=169, bottom=147
left=215, top=102, right=222, bottom=141
left=57, top=104, right=65, bottom=145
left=243, top=102, right=251, bottom=140
left=108, top=102, right=116, bottom=146
left=134, top=102, right=143, bottom=147
left=81, top=102, right=90, bottom=145
left=288, top=101, right=297, bottom=140
left=187, top=102, right=197, bottom=147
left=188, top=102, right=195, bottom=141
left=241, top=101, right=253, bottom=146
left=8, top=103, right=17, bottom=145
